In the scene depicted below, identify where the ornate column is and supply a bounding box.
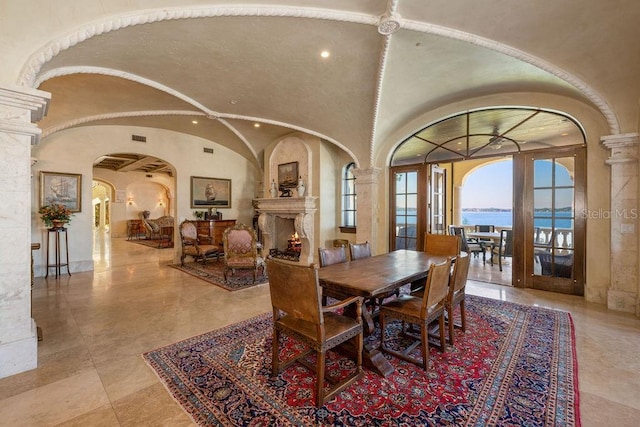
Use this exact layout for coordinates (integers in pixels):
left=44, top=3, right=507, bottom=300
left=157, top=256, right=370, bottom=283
left=352, top=167, right=382, bottom=250
left=602, top=133, right=640, bottom=316
left=0, top=84, right=50, bottom=378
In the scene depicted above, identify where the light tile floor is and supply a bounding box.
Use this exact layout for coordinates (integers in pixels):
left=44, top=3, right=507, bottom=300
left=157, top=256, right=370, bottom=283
left=1, top=236, right=639, bottom=426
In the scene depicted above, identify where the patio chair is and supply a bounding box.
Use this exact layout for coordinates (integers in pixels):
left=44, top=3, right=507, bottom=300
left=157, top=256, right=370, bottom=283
left=449, top=226, right=485, bottom=263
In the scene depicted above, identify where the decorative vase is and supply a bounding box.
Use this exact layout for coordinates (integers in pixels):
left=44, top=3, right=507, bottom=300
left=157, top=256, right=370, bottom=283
left=51, top=220, right=66, bottom=229
left=269, top=180, right=278, bottom=198
left=297, top=176, right=306, bottom=197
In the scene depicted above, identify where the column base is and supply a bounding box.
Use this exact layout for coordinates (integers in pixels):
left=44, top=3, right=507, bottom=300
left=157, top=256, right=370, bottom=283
left=0, top=319, right=38, bottom=379
left=607, top=289, right=638, bottom=314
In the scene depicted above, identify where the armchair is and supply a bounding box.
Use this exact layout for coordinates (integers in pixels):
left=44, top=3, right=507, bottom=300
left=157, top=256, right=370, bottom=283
left=222, top=223, right=265, bottom=284
left=179, top=220, right=220, bottom=265
left=266, top=257, right=364, bottom=407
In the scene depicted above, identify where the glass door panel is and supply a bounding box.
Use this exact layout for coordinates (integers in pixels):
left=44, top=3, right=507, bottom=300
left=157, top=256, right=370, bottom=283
left=525, top=150, right=584, bottom=295
left=394, top=171, right=418, bottom=250
left=430, top=166, right=446, bottom=234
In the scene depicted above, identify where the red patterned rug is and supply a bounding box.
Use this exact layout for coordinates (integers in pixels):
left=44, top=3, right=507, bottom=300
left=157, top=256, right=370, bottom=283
left=169, top=261, right=267, bottom=291
left=143, top=295, right=580, bottom=426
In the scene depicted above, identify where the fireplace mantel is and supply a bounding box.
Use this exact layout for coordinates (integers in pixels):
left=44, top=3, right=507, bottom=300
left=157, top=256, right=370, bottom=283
left=254, top=197, right=318, bottom=265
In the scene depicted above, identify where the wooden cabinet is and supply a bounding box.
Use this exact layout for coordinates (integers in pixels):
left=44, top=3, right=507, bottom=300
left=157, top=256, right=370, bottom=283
left=194, top=220, right=236, bottom=246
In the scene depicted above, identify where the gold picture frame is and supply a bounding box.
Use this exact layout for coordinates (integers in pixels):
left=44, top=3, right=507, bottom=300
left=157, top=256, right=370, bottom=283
left=278, top=162, right=298, bottom=188
left=40, top=171, right=82, bottom=212
left=190, top=176, right=232, bottom=208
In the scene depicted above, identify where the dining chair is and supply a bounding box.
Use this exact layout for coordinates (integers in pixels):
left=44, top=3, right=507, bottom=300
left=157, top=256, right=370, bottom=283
left=266, top=257, right=364, bottom=407
left=379, top=258, right=452, bottom=371
left=412, top=233, right=459, bottom=295
left=446, top=252, right=470, bottom=345
left=349, top=241, right=371, bottom=260
left=222, top=223, right=265, bottom=283
left=449, top=226, right=485, bottom=263
left=423, top=232, right=461, bottom=256
left=491, top=229, right=513, bottom=271
left=318, top=246, right=348, bottom=267
left=178, top=220, right=220, bottom=266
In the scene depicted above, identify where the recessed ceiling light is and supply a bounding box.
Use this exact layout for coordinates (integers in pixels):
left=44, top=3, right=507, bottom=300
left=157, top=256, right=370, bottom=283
left=561, top=133, right=569, bottom=136
left=229, top=99, right=238, bottom=105
left=320, top=50, right=330, bottom=58
left=254, top=123, right=260, bottom=128
left=192, top=120, right=198, bottom=124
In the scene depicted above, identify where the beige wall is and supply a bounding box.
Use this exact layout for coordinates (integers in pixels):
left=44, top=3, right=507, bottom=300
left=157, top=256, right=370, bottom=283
left=31, top=125, right=259, bottom=276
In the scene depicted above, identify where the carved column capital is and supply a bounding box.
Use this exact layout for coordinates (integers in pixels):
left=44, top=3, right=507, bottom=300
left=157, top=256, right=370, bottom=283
left=602, top=133, right=640, bottom=165
left=0, top=85, right=50, bottom=145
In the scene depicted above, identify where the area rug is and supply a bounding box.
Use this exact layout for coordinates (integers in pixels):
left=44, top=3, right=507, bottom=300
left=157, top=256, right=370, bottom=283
left=128, top=238, right=174, bottom=249
left=143, top=295, right=580, bottom=426
left=169, top=261, right=267, bottom=291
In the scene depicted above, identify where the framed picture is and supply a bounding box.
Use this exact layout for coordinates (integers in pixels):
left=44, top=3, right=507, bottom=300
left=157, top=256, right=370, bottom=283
left=190, top=176, right=231, bottom=208
left=278, top=162, right=298, bottom=188
left=40, top=171, right=82, bottom=212
left=115, top=190, right=126, bottom=203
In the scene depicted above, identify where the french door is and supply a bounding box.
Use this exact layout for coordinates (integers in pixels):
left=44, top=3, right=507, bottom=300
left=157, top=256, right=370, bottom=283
left=515, top=147, right=585, bottom=295
left=390, top=164, right=444, bottom=251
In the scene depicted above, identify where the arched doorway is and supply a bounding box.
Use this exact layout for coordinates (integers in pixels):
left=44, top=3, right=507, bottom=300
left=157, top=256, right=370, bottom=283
left=389, top=107, right=587, bottom=294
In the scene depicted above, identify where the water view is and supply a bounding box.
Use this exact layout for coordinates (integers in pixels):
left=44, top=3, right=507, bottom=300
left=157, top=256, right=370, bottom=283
left=462, top=210, right=574, bottom=229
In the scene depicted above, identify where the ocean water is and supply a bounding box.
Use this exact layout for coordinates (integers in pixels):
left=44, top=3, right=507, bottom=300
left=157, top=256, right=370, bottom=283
left=462, top=211, right=573, bottom=228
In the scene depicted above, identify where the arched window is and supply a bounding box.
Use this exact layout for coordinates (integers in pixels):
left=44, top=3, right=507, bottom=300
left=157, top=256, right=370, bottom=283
left=341, top=162, right=356, bottom=230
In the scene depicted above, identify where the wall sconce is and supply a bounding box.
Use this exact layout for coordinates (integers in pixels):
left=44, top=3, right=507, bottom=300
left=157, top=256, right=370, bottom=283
left=158, top=198, right=164, bottom=207
left=127, top=197, right=134, bottom=205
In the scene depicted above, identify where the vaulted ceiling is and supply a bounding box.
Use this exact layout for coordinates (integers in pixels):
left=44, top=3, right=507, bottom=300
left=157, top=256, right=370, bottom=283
left=13, top=1, right=639, bottom=170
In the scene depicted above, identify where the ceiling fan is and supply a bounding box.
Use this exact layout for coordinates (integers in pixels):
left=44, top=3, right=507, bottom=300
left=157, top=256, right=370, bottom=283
left=488, top=125, right=505, bottom=150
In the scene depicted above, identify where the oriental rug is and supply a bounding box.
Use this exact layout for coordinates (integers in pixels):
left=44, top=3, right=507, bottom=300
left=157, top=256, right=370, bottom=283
left=169, top=261, right=267, bottom=291
left=143, top=295, right=580, bottom=426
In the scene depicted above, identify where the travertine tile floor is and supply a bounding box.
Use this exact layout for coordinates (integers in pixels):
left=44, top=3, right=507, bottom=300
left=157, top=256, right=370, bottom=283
left=1, top=236, right=639, bottom=426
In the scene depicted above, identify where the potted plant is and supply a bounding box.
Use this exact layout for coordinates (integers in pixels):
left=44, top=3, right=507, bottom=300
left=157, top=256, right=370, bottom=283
left=39, top=203, right=74, bottom=229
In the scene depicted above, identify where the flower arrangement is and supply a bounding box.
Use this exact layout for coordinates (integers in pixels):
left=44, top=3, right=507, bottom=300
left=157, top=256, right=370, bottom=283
left=39, top=204, right=74, bottom=228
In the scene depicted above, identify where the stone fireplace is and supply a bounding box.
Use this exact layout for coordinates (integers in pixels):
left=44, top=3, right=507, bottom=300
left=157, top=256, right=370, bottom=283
left=254, top=197, right=317, bottom=265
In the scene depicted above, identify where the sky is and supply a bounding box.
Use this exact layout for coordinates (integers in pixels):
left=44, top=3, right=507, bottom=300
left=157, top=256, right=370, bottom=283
left=462, top=159, right=573, bottom=209
left=462, top=160, right=513, bottom=209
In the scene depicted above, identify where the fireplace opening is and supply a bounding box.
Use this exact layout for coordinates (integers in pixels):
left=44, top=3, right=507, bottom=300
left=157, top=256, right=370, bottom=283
left=269, top=217, right=301, bottom=261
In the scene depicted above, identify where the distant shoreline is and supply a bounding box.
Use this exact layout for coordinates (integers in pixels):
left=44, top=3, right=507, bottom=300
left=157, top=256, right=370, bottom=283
left=462, top=208, right=511, bottom=212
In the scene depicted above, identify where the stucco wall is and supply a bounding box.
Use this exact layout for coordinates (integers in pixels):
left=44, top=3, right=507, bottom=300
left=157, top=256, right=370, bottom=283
left=31, top=125, right=259, bottom=276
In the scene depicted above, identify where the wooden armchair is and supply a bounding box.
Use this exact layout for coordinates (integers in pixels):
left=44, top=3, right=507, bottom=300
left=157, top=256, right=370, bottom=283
left=179, top=220, right=220, bottom=265
left=222, top=223, right=265, bottom=284
left=266, top=257, right=364, bottom=407
left=379, top=258, right=451, bottom=371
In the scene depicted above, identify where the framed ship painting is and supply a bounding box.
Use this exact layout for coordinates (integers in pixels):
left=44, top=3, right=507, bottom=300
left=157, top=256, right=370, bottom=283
left=278, top=162, right=298, bottom=188
left=40, top=171, right=82, bottom=212
left=190, top=176, right=231, bottom=208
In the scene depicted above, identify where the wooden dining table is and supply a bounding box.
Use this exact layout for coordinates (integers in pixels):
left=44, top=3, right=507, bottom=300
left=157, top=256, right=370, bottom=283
left=317, top=249, right=450, bottom=377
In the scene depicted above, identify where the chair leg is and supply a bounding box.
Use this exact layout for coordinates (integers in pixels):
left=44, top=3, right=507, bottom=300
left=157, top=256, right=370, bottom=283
left=316, top=349, right=326, bottom=407
left=438, top=314, right=446, bottom=352
left=447, top=305, right=455, bottom=345
left=460, top=300, right=466, bottom=332
left=420, top=322, right=429, bottom=371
